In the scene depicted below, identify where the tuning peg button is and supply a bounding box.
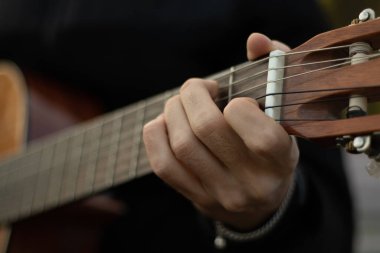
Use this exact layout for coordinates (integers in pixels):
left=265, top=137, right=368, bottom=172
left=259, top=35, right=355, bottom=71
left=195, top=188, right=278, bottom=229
left=359, top=8, right=375, bottom=22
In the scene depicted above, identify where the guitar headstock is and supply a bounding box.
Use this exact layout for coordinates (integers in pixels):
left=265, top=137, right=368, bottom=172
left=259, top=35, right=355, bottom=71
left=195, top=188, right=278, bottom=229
left=280, top=10, right=380, bottom=158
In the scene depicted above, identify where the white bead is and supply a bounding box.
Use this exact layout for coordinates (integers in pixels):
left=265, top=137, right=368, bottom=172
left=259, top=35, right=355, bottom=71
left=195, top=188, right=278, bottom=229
left=214, top=236, right=227, bottom=250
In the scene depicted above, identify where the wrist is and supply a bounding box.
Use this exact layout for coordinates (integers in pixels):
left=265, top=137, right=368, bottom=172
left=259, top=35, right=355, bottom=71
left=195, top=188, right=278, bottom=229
left=213, top=171, right=297, bottom=249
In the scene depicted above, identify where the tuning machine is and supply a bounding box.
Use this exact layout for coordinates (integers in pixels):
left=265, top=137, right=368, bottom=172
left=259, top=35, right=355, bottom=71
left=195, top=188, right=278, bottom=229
left=336, top=8, right=380, bottom=177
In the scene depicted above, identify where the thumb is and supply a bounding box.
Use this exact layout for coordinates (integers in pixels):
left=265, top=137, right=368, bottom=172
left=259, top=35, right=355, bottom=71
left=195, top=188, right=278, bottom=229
left=247, top=33, right=290, bottom=60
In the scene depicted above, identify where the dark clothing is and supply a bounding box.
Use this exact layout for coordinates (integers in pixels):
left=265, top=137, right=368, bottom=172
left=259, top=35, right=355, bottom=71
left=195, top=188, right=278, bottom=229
left=0, top=0, right=353, bottom=252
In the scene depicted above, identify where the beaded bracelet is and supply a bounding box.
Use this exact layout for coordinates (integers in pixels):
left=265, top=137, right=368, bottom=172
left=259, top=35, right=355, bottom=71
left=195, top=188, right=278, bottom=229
left=213, top=174, right=296, bottom=249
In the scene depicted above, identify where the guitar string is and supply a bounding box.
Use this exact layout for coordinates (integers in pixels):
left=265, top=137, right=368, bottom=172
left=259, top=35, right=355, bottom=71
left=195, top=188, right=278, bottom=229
left=263, top=91, right=380, bottom=110
left=216, top=51, right=380, bottom=102
left=216, top=51, right=358, bottom=91
left=216, top=53, right=376, bottom=97
left=0, top=45, right=377, bottom=218
left=267, top=93, right=380, bottom=122
left=210, top=44, right=351, bottom=82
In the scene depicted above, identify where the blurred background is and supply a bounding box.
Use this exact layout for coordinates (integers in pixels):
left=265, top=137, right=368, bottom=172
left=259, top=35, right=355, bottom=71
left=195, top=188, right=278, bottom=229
left=320, top=0, right=380, bottom=27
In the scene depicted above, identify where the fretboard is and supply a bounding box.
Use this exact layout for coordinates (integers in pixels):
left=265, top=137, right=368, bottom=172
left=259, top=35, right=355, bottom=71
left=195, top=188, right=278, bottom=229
left=0, top=59, right=268, bottom=224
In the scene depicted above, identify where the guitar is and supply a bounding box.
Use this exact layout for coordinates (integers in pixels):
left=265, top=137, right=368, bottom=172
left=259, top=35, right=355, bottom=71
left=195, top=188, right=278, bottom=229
left=1, top=16, right=380, bottom=253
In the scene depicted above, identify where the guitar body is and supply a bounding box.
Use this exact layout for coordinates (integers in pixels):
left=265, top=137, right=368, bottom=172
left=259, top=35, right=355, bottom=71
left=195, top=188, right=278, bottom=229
left=0, top=65, right=123, bottom=253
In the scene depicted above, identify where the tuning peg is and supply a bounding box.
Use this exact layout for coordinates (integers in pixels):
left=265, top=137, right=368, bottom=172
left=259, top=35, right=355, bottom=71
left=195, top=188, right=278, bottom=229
left=359, top=8, right=376, bottom=22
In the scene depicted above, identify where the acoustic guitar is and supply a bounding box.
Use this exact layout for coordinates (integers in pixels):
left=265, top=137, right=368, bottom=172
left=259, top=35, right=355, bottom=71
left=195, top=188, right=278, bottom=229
left=1, top=15, right=380, bottom=253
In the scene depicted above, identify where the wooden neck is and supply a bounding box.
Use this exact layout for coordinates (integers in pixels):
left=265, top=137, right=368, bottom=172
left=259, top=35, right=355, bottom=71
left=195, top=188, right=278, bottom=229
left=0, top=59, right=269, bottom=224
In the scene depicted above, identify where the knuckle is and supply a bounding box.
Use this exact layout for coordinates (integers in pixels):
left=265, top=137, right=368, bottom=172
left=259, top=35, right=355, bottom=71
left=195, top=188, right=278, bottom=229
left=164, top=95, right=180, bottom=111
left=224, top=97, right=256, bottom=115
left=192, top=114, right=220, bottom=139
left=180, top=78, right=202, bottom=93
left=143, top=121, right=159, bottom=148
left=171, top=134, right=195, bottom=160
left=150, top=157, right=172, bottom=180
left=195, top=196, right=217, bottom=211
left=223, top=98, right=240, bottom=117
left=142, top=122, right=153, bottom=138
left=220, top=193, right=251, bottom=213
left=246, top=132, right=278, bottom=157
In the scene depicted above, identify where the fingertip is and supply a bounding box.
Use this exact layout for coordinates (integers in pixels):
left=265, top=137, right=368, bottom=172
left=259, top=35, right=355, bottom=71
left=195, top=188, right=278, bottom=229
left=272, top=40, right=291, bottom=52
left=246, top=33, right=274, bottom=60
left=180, top=78, right=219, bottom=99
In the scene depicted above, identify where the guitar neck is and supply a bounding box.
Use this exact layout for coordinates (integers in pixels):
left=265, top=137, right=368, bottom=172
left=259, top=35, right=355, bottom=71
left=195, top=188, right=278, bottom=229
left=0, top=60, right=268, bottom=224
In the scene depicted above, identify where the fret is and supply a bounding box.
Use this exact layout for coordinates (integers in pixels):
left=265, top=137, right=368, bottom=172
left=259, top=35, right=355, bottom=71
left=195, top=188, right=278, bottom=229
left=143, top=93, right=170, bottom=122
left=4, top=180, right=23, bottom=222
left=17, top=149, right=42, bottom=219
left=2, top=151, right=41, bottom=221
left=0, top=160, right=12, bottom=204
left=136, top=143, right=151, bottom=176
left=9, top=152, right=38, bottom=181
left=31, top=143, right=54, bottom=214
left=74, top=124, right=102, bottom=198
left=214, top=61, right=268, bottom=103
left=3, top=158, right=25, bottom=221
left=18, top=172, right=38, bottom=219
left=128, top=101, right=146, bottom=179
left=228, top=66, right=235, bottom=102
left=136, top=92, right=169, bottom=174
left=0, top=148, right=40, bottom=221
left=93, top=114, right=122, bottom=191
left=91, top=121, right=109, bottom=190
left=105, top=114, right=123, bottom=185
left=44, top=138, right=69, bottom=209
left=234, top=61, right=268, bottom=99
left=208, top=68, right=230, bottom=108
left=59, top=130, right=84, bottom=203
left=113, top=106, right=139, bottom=184
left=0, top=161, right=15, bottom=222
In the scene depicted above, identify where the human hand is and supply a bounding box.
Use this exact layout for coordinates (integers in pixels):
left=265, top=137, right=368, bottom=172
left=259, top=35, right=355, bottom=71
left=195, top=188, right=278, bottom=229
left=143, top=33, right=299, bottom=231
